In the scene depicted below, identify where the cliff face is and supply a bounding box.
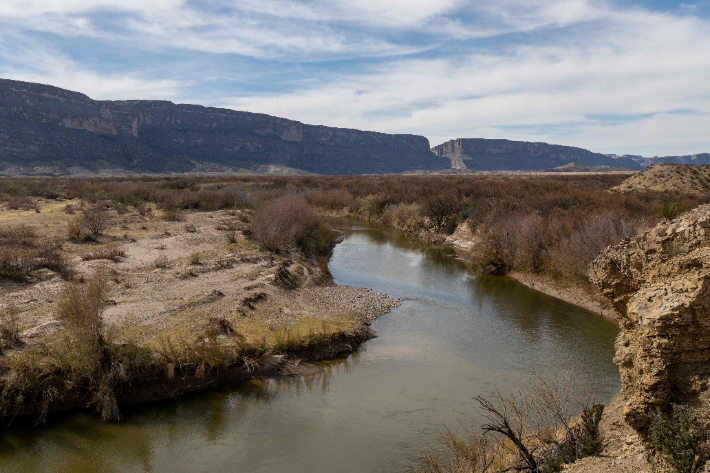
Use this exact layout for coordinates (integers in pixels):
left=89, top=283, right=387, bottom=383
left=636, top=153, right=710, bottom=167
left=0, top=79, right=449, bottom=175
left=431, top=138, right=642, bottom=171
left=590, top=205, right=710, bottom=429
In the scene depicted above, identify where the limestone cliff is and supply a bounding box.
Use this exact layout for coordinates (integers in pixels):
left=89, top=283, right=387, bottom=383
left=0, top=79, right=449, bottom=175
left=432, top=138, right=641, bottom=171
left=590, top=205, right=710, bottom=429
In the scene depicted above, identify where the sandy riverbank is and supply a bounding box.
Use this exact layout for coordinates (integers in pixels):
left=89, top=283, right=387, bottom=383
left=0, top=201, right=400, bottom=422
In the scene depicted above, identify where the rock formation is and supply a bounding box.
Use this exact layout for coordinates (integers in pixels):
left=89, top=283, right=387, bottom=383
left=431, top=138, right=641, bottom=171
left=0, top=78, right=449, bottom=175
left=590, top=205, right=710, bottom=429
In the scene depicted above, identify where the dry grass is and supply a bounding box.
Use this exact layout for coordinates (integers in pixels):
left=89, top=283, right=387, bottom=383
left=81, top=246, right=126, bottom=262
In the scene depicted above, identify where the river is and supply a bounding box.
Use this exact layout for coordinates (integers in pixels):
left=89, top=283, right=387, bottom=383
left=0, top=218, right=620, bottom=473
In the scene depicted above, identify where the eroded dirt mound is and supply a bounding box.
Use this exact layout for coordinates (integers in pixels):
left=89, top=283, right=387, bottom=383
left=590, top=204, right=710, bottom=430
left=611, top=164, right=710, bottom=194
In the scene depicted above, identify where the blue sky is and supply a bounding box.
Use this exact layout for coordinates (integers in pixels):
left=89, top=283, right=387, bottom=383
left=1, top=0, right=709, bottom=156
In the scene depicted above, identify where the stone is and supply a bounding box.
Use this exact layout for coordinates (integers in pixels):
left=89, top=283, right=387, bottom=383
left=590, top=204, right=710, bottom=429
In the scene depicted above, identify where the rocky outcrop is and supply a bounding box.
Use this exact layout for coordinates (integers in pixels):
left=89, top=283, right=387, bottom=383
left=634, top=153, right=710, bottom=167
left=590, top=205, right=710, bottom=429
left=432, top=138, right=641, bottom=171
left=0, top=79, right=449, bottom=175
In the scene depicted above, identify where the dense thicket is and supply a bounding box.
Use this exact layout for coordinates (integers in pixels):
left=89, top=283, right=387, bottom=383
left=1, top=173, right=706, bottom=284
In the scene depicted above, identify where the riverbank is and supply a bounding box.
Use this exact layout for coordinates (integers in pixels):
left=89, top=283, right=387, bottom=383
left=330, top=211, right=621, bottom=322
left=507, top=272, right=620, bottom=321
left=0, top=201, right=399, bottom=423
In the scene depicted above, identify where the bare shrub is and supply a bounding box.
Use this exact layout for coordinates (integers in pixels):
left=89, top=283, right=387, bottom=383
left=0, top=304, right=22, bottom=348
left=0, top=225, right=37, bottom=247
left=189, top=253, right=202, bottom=265
left=550, top=213, right=637, bottom=279
left=81, top=209, right=110, bottom=236
left=218, top=219, right=240, bottom=244
left=154, top=255, right=172, bottom=269
left=162, top=207, right=184, bottom=222
left=67, top=218, right=83, bottom=242
left=36, top=239, right=74, bottom=279
left=250, top=195, right=334, bottom=256
left=412, top=425, right=500, bottom=473
left=6, top=196, right=37, bottom=211
left=309, top=189, right=353, bottom=210
left=56, top=266, right=108, bottom=347
left=358, top=194, right=388, bottom=219
left=421, top=189, right=460, bottom=228
left=82, top=247, right=126, bottom=262
left=414, top=370, right=604, bottom=473
left=0, top=247, right=34, bottom=281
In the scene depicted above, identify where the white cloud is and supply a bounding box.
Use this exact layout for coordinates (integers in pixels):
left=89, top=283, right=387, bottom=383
left=0, top=33, right=183, bottom=100
left=0, top=0, right=708, bottom=155
left=223, top=5, right=710, bottom=154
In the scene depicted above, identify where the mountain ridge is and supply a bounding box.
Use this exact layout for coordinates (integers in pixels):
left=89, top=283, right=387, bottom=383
left=1, top=78, right=707, bottom=176
left=0, top=78, right=449, bottom=175
left=431, top=138, right=642, bottom=171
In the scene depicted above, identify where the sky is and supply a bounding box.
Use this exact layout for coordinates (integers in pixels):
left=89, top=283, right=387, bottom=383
left=1, top=0, right=709, bottom=156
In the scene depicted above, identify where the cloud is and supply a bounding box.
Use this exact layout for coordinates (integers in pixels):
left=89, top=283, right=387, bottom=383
left=0, top=32, right=183, bottom=100
left=223, top=4, right=710, bottom=154
left=0, top=0, right=708, bottom=155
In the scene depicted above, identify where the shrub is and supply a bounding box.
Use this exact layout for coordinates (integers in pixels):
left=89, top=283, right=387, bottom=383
left=162, top=207, right=184, bottom=222
left=67, top=218, right=83, bottom=242
left=421, top=189, right=460, bottom=228
left=250, top=195, right=334, bottom=257
left=414, top=370, right=603, bottom=473
left=657, top=202, right=693, bottom=220
left=81, top=247, right=126, bottom=262
left=217, top=219, right=240, bottom=244
left=0, top=304, right=22, bottom=348
left=154, top=255, right=172, bottom=269
left=81, top=209, right=110, bottom=236
left=309, top=189, right=353, bottom=210
left=0, top=247, right=34, bottom=281
left=650, top=404, right=696, bottom=473
left=56, top=266, right=108, bottom=347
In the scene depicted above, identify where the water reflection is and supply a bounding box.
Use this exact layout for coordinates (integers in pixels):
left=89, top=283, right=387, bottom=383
left=0, top=218, right=620, bottom=473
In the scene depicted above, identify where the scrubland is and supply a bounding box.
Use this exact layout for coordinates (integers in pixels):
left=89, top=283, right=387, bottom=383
left=0, top=179, right=397, bottom=423
left=1, top=169, right=708, bottom=471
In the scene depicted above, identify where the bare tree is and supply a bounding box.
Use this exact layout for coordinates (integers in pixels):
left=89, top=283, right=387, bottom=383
left=421, top=190, right=460, bottom=228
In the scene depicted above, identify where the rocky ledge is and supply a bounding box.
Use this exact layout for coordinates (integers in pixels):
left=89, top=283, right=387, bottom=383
left=590, top=204, right=710, bottom=430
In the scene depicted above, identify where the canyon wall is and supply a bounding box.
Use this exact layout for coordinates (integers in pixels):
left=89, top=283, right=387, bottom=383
left=0, top=79, right=449, bottom=175
left=590, top=205, right=710, bottom=429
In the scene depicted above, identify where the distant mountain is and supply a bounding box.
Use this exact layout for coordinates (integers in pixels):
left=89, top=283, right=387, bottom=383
left=541, top=162, right=638, bottom=173
left=629, top=153, right=710, bottom=167
left=431, top=138, right=642, bottom=171
left=0, top=79, right=449, bottom=176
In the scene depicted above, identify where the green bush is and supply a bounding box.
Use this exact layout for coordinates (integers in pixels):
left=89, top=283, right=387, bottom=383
left=650, top=404, right=695, bottom=473
left=656, top=202, right=693, bottom=220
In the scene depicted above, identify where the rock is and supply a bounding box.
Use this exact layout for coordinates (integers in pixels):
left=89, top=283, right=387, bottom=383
left=21, top=320, right=62, bottom=339
left=590, top=204, right=710, bottom=429
left=431, top=138, right=641, bottom=171
left=0, top=79, right=449, bottom=176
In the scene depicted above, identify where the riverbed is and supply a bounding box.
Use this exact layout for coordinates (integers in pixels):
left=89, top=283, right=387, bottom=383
left=0, top=218, right=620, bottom=473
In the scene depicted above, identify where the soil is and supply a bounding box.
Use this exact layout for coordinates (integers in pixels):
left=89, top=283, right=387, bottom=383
left=565, top=396, right=661, bottom=473
left=0, top=200, right=400, bottom=417
left=508, top=271, right=621, bottom=321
